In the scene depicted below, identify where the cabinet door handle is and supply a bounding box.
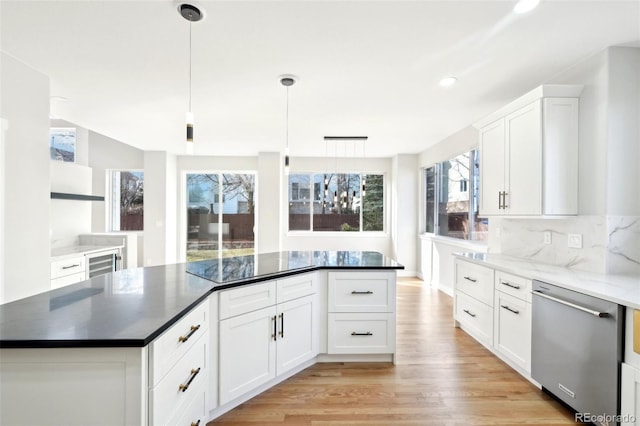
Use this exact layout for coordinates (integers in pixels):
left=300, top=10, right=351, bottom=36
left=62, top=264, right=80, bottom=270
left=463, top=309, right=476, bottom=318
left=351, top=290, right=373, bottom=295
left=272, top=315, right=277, bottom=341
left=178, top=324, right=201, bottom=343
left=500, top=305, right=520, bottom=315
left=500, top=281, right=520, bottom=290
left=351, top=332, right=373, bottom=336
left=178, top=367, right=201, bottom=392
left=279, top=313, right=284, bottom=338
left=503, top=192, right=508, bottom=209
left=498, top=191, right=503, bottom=210
left=463, top=276, right=477, bottom=283
left=191, top=421, right=201, bottom=426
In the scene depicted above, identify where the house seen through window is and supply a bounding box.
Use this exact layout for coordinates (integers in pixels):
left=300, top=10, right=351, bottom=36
left=109, top=170, right=144, bottom=231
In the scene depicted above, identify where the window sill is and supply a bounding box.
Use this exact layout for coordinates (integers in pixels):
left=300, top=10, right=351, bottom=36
left=287, top=231, right=388, bottom=238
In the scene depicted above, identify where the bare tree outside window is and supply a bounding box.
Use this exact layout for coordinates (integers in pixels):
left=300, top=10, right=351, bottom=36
left=110, top=171, right=143, bottom=231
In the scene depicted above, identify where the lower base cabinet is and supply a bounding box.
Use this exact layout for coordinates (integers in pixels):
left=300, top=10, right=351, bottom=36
left=493, top=290, right=531, bottom=372
left=622, top=363, right=640, bottom=425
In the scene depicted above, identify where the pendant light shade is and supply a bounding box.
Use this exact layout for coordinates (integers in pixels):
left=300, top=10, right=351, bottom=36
left=179, top=3, right=203, bottom=154
left=280, top=75, right=297, bottom=175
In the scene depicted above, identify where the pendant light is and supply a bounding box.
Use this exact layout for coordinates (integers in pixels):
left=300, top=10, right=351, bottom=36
left=179, top=4, right=203, bottom=154
left=280, top=76, right=296, bottom=175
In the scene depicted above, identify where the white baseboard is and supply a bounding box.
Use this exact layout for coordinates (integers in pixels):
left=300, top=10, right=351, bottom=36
left=397, top=269, right=418, bottom=278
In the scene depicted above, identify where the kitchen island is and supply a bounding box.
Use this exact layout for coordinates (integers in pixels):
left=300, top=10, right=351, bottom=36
left=0, top=251, right=403, bottom=426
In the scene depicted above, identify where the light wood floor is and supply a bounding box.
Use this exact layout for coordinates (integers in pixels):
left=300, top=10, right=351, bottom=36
left=208, top=277, right=576, bottom=425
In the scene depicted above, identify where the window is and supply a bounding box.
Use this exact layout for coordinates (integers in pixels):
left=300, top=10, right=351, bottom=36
left=424, top=150, right=487, bottom=240
left=186, top=173, right=255, bottom=261
left=109, top=170, right=143, bottom=231
left=288, top=173, right=384, bottom=232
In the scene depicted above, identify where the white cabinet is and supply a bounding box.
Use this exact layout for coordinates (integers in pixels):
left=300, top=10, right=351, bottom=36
left=148, top=299, right=209, bottom=426
left=218, top=274, right=318, bottom=405
left=454, top=259, right=532, bottom=373
left=454, top=260, right=494, bottom=346
left=327, top=271, right=396, bottom=356
left=621, top=363, right=640, bottom=425
left=475, top=85, right=581, bottom=216
left=50, top=255, right=86, bottom=289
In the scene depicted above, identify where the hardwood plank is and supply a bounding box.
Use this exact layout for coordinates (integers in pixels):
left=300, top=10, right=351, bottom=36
left=209, top=277, right=575, bottom=425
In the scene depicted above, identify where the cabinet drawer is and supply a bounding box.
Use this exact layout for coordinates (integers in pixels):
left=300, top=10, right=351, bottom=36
left=165, top=385, right=206, bottom=426
left=327, top=313, right=395, bottom=354
left=150, top=300, right=209, bottom=386
left=455, top=260, right=494, bottom=306
left=50, top=256, right=85, bottom=279
left=328, top=272, right=396, bottom=313
left=495, top=271, right=531, bottom=302
left=494, top=291, right=531, bottom=372
left=51, top=272, right=86, bottom=289
left=150, top=331, right=208, bottom=425
left=277, top=273, right=316, bottom=304
left=455, top=291, right=493, bottom=346
left=219, top=281, right=276, bottom=320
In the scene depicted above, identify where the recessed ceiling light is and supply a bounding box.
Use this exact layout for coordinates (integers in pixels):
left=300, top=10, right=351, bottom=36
left=513, top=0, right=540, bottom=14
left=439, top=77, right=457, bottom=87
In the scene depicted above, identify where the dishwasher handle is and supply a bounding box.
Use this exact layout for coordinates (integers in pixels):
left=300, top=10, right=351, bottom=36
left=532, top=290, right=609, bottom=318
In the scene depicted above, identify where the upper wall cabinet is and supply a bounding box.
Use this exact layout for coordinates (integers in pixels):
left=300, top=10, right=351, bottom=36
left=474, top=85, right=582, bottom=216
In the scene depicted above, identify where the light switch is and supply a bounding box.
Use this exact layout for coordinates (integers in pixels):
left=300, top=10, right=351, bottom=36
left=543, top=231, right=552, bottom=245
left=568, top=233, right=582, bottom=249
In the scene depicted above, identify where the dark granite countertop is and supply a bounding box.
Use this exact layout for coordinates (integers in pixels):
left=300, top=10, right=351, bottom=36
left=0, top=251, right=403, bottom=349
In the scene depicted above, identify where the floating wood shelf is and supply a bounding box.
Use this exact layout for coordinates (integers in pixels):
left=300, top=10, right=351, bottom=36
left=51, top=192, right=104, bottom=201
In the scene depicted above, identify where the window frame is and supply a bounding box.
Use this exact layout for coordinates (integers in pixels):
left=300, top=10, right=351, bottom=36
left=106, top=169, right=144, bottom=233
left=422, top=149, right=486, bottom=241
left=286, top=171, right=386, bottom=234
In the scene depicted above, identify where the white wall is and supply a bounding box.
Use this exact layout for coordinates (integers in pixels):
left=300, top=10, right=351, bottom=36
left=50, top=161, right=93, bottom=248
left=258, top=152, right=281, bottom=253
left=391, top=154, right=419, bottom=275
left=144, top=151, right=177, bottom=266
left=0, top=53, right=51, bottom=303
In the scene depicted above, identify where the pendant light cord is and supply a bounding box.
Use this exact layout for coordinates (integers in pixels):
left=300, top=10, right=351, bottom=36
left=286, top=85, right=289, bottom=150
left=189, top=19, right=193, bottom=113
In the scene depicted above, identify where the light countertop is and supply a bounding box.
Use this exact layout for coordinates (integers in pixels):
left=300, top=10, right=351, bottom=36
left=455, top=252, right=640, bottom=309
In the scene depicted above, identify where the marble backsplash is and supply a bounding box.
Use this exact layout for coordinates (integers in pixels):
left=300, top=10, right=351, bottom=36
left=491, top=215, right=639, bottom=276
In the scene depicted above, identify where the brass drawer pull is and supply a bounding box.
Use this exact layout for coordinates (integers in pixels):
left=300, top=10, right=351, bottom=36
left=351, top=332, right=373, bottom=336
left=178, top=324, right=201, bottom=343
left=463, top=276, right=477, bottom=283
left=463, top=309, right=476, bottom=318
left=501, top=281, right=521, bottom=290
left=351, top=290, right=373, bottom=294
left=178, top=367, right=200, bottom=392
left=501, top=305, right=520, bottom=315
left=178, top=367, right=201, bottom=392
left=191, top=421, right=201, bottom=426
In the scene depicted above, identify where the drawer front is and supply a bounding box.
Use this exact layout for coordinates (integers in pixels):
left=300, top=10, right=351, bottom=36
left=150, top=300, right=209, bottom=386
left=150, top=331, right=208, bottom=425
left=455, top=260, right=494, bottom=306
left=165, top=384, right=206, bottom=426
left=50, top=256, right=86, bottom=279
left=328, top=271, right=396, bottom=313
left=277, top=273, right=316, bottom=304
left=494, top=291, right=531, bottom=372
left=455, top=291, right=493, bottom=346
left=495, top=271, right=531, bottom=302
left=51, top=272, right=86, bottom=289
left=219, top=281, right=276, bottom=320
left=327, top=313, right=395, bottom=354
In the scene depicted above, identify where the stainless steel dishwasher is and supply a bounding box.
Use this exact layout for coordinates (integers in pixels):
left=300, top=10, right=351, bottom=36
left=532, top=280, right=623, bottom=425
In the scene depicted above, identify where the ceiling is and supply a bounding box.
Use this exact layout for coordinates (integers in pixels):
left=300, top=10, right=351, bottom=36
left=1, top=1, right=639, bottom=158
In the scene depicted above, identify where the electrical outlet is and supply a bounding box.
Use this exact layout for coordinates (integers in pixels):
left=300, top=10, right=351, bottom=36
left=568, top=233, right=583, bottom=249
left=543, top=231, right=552, bottom=245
